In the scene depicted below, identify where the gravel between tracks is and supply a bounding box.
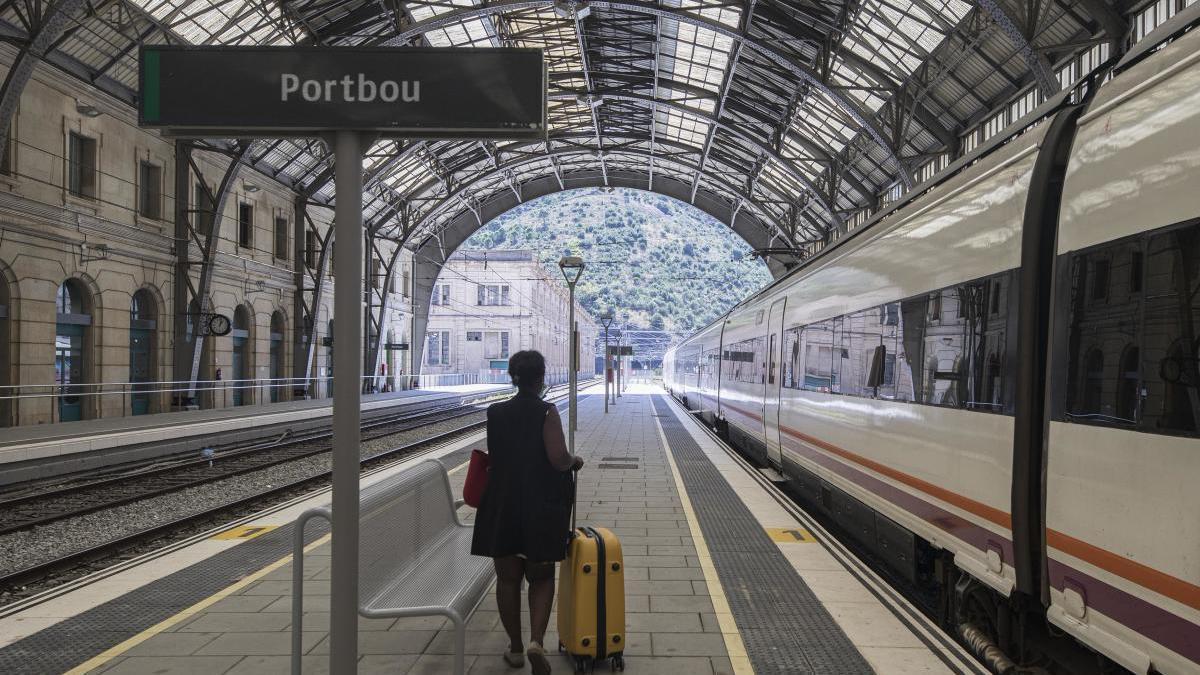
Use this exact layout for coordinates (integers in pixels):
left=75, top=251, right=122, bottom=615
left=0, top=411, right=485, bottom=580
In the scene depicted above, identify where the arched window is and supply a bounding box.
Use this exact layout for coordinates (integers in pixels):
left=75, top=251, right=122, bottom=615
left=55, top=279, right=91, bottom=421
left=57, top=280, right=84, bottom=315
left=270, top=311, right=286, bottom=402
left=130, top=290, right=154, bottom=322
left=129, top=289, right=158, bottom=415
left=1082, top=348, right=1104, bottom=415
left=1115, top=346, right=1140, bottom=423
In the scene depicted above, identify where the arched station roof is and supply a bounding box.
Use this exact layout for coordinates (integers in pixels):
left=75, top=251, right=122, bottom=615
left=0, top=0, right=1128, bottom=266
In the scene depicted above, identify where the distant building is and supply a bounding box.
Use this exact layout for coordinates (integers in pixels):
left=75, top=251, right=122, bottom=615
left=424, top=250, right=599, bottom=384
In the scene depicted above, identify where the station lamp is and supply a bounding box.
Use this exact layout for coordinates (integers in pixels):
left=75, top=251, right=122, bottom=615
left=558, top=256, right=586, bottom=452
left=600, top=313, right=614, bottom=413
left=75, top=102, right=102, bottom=118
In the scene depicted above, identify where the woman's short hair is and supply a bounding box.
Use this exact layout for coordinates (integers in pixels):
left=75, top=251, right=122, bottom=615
left=508, top=350, right=546, bottom=391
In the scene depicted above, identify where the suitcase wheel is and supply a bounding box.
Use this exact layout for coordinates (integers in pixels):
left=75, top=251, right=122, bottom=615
left=611, top=654, right=625, bottom=671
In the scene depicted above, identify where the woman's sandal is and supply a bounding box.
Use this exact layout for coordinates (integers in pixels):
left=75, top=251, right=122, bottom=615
left=503, top=650, right=525, bottom=668
left=527, top=641, right=552, bottom=675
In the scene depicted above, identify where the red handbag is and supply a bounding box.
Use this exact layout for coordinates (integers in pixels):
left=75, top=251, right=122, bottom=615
left=463, top=449, right=489, bottom=508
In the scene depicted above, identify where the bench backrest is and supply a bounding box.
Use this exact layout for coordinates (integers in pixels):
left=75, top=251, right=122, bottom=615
left=358, top=460, right=460, bottom=604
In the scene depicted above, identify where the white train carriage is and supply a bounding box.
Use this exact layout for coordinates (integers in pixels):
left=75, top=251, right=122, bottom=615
left=666, top=319, right=725, bottom=424
left=1044, top=23, right=1200, bottom=675
left=664, top=14, right=1200, bottom=673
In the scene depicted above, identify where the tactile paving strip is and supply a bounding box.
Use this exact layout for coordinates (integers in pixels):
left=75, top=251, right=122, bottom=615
left=0, top=445, right=476, bottom=674
left=652, top=396, right=874, bottom=674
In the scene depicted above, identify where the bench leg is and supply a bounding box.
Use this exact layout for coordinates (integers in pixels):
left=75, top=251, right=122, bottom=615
left=452, top=615, right=467, bottom=675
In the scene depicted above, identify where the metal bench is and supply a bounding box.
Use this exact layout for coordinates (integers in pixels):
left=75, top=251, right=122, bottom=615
left=290, top=459, right=495, bottom=675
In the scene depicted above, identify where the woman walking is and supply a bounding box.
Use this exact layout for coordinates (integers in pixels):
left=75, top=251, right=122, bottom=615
left=472, top=350, right=584, bottom=675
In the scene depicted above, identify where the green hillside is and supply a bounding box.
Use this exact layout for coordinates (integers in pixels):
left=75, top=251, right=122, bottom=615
left=461, top=188, right=771, bottom=333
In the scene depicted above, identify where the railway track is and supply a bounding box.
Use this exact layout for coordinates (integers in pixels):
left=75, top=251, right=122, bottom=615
left=0, top=400, right=486, bottom=536
left=0, top=386, right=581, bottom=594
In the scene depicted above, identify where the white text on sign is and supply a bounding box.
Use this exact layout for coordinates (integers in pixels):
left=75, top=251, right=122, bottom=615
left=280, top=74, right=421, bottom=103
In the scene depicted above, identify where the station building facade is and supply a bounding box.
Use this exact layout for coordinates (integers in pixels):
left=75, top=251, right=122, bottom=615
left=423, top=250, right=599, bottom=384
left=0, top=54, right=415, bottom=427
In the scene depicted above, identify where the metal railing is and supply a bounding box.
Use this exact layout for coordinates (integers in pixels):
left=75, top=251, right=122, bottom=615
left=0, top=367, right=596, bottom=426
left=0, top=374, right=504, bottom=426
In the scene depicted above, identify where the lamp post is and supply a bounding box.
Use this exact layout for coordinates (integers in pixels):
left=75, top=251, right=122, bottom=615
left=600, top=313, right=613, bottom=413
left=558, top=256, right=585, bottom=453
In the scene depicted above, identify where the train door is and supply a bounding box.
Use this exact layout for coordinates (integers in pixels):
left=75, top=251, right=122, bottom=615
left=763, top=298, right=786, bottom=468
left=269, top=332, right=283, bottom=402
left=56, top=326, right=85, bottom=422
left=56, top=281, right=90, bottom=423
left=129, top=328, right=152, bottom=415
left=129, top=290, right=157, bottom=416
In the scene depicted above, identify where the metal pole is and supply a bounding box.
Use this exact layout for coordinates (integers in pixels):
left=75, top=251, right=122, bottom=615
left=330, top=130, right=364, bottom=675
left=616, top=333, right=622, bottom=399
left=567, top=284, right=576, bottom=455
left=578, top=319, right=583, bottom=429
left=603, top=326, right=609, bottom=414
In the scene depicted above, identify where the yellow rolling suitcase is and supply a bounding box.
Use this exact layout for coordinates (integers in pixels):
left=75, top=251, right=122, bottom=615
left=558, top=525, right=626, bottom=672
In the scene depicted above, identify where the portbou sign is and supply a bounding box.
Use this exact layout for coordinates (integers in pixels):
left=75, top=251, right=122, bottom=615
left=139, top=46, right=546, bottom=139
left=279, top=73, right=421, bottom=104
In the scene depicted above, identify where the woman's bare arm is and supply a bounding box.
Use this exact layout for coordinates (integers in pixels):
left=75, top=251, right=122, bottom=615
left=543, top=406, right=581, bottom=471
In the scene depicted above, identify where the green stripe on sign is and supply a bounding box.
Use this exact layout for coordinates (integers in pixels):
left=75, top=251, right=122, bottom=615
left=143, top=50, right=160, bottom=122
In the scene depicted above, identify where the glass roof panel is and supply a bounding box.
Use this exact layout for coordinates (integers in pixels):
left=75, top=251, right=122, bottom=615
left=839, top=0, right=972, bottom=88
left=408, top=0, right=496, bottom=47
left=131, top=0, right=294, bottom=46
left=655, top=108, right=710, bottom=147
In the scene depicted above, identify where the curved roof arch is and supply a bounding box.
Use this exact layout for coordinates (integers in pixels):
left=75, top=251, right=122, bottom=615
left=0, top=0, right=1122, bottom=261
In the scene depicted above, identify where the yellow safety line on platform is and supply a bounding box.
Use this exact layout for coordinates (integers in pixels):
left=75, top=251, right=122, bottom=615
left=63, top=451, right=479, bottom=675
left=65, top=532, right=333, bottom=674
left=653, top=407, right=754, bottom=675
left=765, top=527, right=815, bottom=543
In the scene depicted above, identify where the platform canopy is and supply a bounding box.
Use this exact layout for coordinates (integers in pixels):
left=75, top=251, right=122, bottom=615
left=0, top=0, right=1126, bottom=258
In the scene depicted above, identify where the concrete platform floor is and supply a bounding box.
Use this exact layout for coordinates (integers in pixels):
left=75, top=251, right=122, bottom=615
left=23, top=384, right=982, bottom=675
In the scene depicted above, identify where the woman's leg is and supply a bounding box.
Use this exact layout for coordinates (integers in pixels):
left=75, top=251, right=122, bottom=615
left=493, top=556, right=525, bottom=653
left=525, top=561, right=556, bottom=646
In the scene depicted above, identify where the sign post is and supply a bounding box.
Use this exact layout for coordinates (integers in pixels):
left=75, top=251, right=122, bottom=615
left=330, top=130, right=366, bottom=675
left=140, top=46, right=545, bottom=675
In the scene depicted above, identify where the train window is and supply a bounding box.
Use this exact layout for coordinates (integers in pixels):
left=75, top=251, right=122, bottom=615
left=831, top=317, right=845, bottom=394
left=928, top=292, right=943, bottom=323
left=1116, top=346, right=1141, bottom=423
left=802, top=322, right=834, bottom=392
left=1057, top=220, right=1200, bottom=435
left=895, top=297, right=928, bottom=403
left=767, top=334, right=777, bottom=385
left=783, top=328, right=802, bottom=389
left=772, top=271, right=1017, bottom=413
left=841, top=310, right=882, bottom=397
left=1092, top=259, right=1110, bottom=301
left=880, top=303, right=899, bottom=326
left=1081, top=349, right=1105, bottom=415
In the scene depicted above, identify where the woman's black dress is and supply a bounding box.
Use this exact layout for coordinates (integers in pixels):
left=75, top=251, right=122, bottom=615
left=470, top=391, right=573, bottom=562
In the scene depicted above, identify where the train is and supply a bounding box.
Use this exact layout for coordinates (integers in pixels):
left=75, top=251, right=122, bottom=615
left=664, top=15, right=1200, bottom=675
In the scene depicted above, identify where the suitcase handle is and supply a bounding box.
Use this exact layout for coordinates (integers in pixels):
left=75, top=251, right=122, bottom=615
left=570, top=467, right=578, bottom=533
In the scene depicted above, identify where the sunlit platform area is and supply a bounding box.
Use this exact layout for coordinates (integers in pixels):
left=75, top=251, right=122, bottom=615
left=0, top=384, right=988, bottom=674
